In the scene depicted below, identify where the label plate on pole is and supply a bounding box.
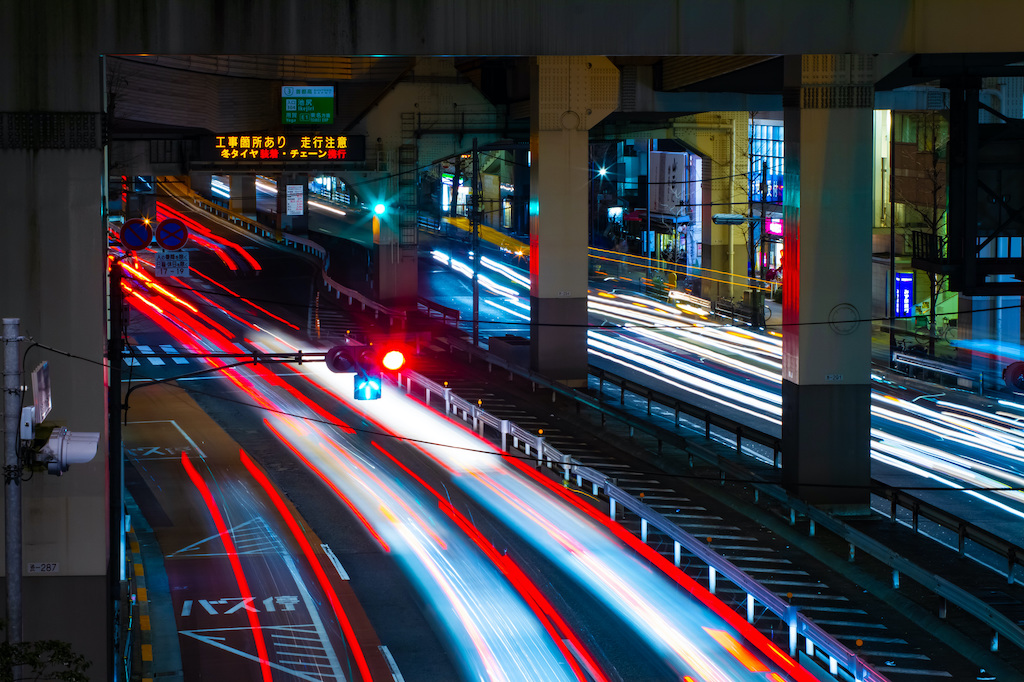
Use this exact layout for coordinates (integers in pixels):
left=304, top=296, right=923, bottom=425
left=155, top=251, right=190, bottom=278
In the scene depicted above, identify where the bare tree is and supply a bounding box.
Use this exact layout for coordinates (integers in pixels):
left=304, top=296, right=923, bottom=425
left=893, top=111, right=950, bottom=355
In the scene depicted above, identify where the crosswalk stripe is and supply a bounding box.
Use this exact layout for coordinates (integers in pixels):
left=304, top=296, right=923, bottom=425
left=133, top=345, right=165, bottom=366
left=160, top=345, right=190, bottom=364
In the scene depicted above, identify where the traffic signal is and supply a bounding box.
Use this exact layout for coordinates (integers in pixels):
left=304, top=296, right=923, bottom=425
left=324, top=344, right=358, bottom=373
left=381, top=348, right=406, bottom=371
left=353, top=368, right=382, bottom=401
left=324, top=343, right=407, bottom=400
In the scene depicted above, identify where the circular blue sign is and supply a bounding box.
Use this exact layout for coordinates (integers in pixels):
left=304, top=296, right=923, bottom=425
left=156, top=218, right=189, bottom=251
left=119, top=219, right=152, bottom=251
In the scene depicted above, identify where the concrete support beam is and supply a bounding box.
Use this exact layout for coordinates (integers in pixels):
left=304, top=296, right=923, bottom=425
left=276, top=173, right=309, bottom=236
left=674, top=112, right=750, bottom=301
left=228, top=173, right=258, bottom=218
left=0, top=143, right=109, bottom=679
left=782, top=55, right=875, bottom=511
left=372, top=173, right=418, bottom=305
left=529, top=56, right=619, bottom=385
left=189, top=171, right=214, bottom=201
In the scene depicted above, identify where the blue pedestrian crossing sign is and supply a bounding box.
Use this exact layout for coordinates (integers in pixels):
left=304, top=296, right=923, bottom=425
left=119, top=219, right=152, bottom=251
left=156, top=218, right=189, bottom=251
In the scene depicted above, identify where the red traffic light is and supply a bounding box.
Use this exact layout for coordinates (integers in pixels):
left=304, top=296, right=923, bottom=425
left=381, top=349, right=405, bottom=371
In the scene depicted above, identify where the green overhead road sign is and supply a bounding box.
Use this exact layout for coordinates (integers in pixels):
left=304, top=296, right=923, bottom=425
left=282, top=86, right=334, bottom=125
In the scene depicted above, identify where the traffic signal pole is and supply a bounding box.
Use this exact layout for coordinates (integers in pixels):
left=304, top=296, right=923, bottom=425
left=108, top=255, right=124, bottom=680
left=472, top=138, right=480, bottom=347
left=4, top=318, right=22, bottom=647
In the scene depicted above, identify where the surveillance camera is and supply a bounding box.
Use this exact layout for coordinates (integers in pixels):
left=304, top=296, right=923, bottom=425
left=37, top=427, right=100, bottom=475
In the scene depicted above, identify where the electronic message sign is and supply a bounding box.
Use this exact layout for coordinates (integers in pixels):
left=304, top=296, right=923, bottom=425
left=282, top=86, right=334, bottom=125
left=202, top=134, right=365, bottom=165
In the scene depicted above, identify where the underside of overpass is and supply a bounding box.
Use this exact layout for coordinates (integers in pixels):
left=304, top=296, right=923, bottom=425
left=3, top=2, right=1024, bottom=678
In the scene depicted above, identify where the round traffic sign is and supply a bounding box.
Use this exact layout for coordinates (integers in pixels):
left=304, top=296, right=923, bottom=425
left=119, top=219, right=152, bottom=251
left=155, top=218, right=189, bottom=251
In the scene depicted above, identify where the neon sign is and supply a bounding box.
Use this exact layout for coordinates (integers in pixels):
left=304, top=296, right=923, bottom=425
left=895, top=273, right=914, bottom=317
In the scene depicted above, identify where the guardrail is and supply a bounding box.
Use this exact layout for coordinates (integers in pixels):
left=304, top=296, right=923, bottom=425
left=891, top=351, right=987, bottom=394
left=170, top=177, right=1024, bottom=662
left=162, top=182, right=408, bottom=328
left=395, top=364, right=887, bottom=681
left=418, top=335, right=1024, bottom=663
left=589, top=365, right=782, bottom=464
left=591, top=354, right=1024, bottom=654
left=415, top=297, right=461, bottom=326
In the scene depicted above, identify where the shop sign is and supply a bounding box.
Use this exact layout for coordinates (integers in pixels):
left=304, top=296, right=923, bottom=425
left=895, top=273, right=914, bottom=317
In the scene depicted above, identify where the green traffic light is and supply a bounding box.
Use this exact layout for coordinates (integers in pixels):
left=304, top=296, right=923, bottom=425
left=374, top=203, right=386, bottom=215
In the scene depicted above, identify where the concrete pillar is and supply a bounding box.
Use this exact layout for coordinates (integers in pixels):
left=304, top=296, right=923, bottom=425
left=228, top=173, right=257, bottom=218
left=373, top=214, right=419, bottom=306
left=512, top=148, right=530, bottom=237
left=529, top=56, right=619, bottom=385
left=782, top=55, right=875, bottom=511
left=674, top=113, right=749, bottom=301
left=0, top=123, right=110, bottom=675
left=276, top=172, right=309, bottom=236
left=188, top=171, right=214, bottom=201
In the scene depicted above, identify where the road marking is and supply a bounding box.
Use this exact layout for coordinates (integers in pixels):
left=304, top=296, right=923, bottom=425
left=160, top=344, right=191, bottom=364
left=320, top=543, right=350, bottom=580
left=180, top=625, right=345, bottom=682
left=378, top=645, right=406, bottom=682
left=169, top=519, right=277, bottom=558
left=135, top=345, right=166, bottom=366
left=125, top=420, right=207, bottom=461
left=272, top=519, right=347, bottom=679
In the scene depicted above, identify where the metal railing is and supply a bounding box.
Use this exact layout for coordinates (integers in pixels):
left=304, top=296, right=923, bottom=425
left=163, top=184, right=408, bottom=328
left=395, top=364, right=887, bottom=681
left=421, top=336, right=1024, bottom=662
left=171, top=179, right=1024, bottom=664
left=891, top=351, right=987, bottom=394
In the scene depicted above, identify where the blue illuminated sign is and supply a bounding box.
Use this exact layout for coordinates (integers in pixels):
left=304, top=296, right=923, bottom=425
left=895, top=273, right=914, bottom=318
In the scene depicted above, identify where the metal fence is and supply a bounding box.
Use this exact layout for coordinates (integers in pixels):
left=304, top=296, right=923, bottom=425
left=395, top=366, right=888, bottom=682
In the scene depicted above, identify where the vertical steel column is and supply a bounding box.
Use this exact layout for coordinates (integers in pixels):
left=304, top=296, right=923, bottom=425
left=3, top=318, right=21, bottom=645
left=109, top=255, right=124, bottom=681
left=472, top=139, right=480, bottom=347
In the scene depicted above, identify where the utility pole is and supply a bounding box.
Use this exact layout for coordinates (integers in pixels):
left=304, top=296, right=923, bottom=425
left=108, top=253, right=124, bottom=680
left=471, top=138, right=480, bottom=347
left=759, top=160, right=768, bottom=325
left=4, top=318, right=22, bottom=647
left=888, top=113, right=897, bottom=361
